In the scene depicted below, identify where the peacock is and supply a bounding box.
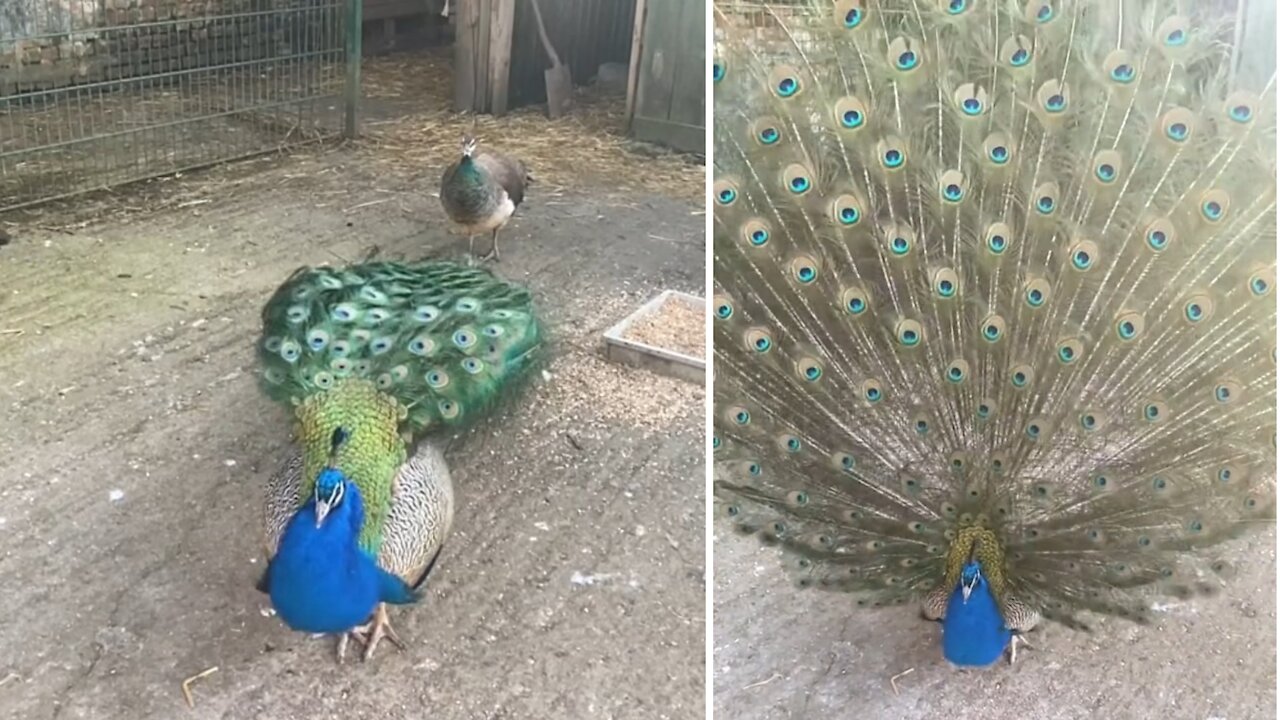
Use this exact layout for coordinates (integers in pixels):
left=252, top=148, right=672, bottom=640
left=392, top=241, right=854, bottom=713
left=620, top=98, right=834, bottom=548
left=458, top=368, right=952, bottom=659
left=254, top=260, right=542, bottom=662
left=440, top=135, right=531, bottom=264
left=711, top=0, right=1276, bottom=669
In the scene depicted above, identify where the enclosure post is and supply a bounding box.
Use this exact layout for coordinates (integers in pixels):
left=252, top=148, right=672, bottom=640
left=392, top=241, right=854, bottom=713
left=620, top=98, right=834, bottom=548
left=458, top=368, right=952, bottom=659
left=488, top=0, right=515, bottom=117
left=625, top=0, right=648, bottom=125
left=344, top=0, right=364, bottom=138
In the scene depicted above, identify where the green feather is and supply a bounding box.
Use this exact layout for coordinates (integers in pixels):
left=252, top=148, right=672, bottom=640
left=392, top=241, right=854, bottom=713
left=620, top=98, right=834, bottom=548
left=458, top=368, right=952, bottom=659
left=257, top=260, right=543, bottom=551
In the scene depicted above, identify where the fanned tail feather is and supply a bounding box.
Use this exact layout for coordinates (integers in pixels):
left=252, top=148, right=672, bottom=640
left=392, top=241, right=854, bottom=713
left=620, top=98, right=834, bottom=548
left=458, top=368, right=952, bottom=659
left=258, top=260, right=543, bottom=436
left=712, top=0, right=1276, bottom=630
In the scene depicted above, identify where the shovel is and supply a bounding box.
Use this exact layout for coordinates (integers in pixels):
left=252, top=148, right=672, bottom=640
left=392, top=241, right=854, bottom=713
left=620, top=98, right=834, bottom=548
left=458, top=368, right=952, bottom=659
left=528, top=0, right=571, bottom=118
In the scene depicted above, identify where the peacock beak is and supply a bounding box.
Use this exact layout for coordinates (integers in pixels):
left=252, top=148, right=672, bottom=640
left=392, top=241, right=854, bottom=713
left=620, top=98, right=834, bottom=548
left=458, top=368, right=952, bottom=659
left=315, top=499, right=332, bottom=528
left=961, top=583, right=972, bottom=603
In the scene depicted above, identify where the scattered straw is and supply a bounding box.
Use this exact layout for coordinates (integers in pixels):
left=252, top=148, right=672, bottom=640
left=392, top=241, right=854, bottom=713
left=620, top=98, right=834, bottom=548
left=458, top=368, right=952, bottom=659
left=890, top=667, right=915, bottom=696
left=623, top=295, right=706, bottom=359
left=181, top=666, right=219, bottom=709
left=742, top=672, right=783, bottom=691
left=4, top=49, right=701, bottom=231
left=357, top=51, right=704, bottom=204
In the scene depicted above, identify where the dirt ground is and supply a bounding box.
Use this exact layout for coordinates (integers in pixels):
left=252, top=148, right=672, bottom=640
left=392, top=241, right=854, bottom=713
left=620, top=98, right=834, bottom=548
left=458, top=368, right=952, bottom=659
left=0, top=86, right=707, bottom=718
left=714, top=527, right=1276, bottom=719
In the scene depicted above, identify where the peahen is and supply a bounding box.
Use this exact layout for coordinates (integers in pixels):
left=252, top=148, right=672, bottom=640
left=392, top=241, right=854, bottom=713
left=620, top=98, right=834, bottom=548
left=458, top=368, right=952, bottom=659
left=254, top=260, right=542, bottom=661
left=440, top=135, right=531, bottom=264
left=712, top=0, right=1276, bottom=668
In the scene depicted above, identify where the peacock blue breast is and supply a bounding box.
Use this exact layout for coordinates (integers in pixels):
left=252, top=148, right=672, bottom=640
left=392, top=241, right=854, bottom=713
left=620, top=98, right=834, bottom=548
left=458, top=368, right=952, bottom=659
left=940, top=562, right=1012, bottom=667
left=265, top=471, right=417, bottom=634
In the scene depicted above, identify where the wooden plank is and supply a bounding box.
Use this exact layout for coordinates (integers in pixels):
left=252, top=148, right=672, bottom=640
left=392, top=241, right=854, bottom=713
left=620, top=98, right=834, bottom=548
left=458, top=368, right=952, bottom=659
left=630, top=116, right=702, bottom=154
left=475, top=0, right=492, bottom=112
left=453, top=0, right=478, bottom=110
left=625, top=0, right=647, bottom=121
left=666, top=0, right=704, bottom=129
left=629, top=0, right=705, bottom=151
left=633, top=0, right=676, bottom=128
left=488, top=0, right=515, bottom=116
left=454, top=0, right=493, bottom=112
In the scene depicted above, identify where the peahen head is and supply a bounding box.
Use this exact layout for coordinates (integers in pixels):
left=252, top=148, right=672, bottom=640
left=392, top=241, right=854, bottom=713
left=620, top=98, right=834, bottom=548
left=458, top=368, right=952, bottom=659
left=460, top=135, right=478, bottom=159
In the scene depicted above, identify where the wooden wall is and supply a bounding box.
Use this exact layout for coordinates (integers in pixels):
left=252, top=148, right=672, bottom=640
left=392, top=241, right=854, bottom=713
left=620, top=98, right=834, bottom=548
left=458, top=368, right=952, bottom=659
left=454, top=0, right=635, bottom=114
left=628, top=0, right=704, bottom=153
left=508, top=0, right=634, bottom=107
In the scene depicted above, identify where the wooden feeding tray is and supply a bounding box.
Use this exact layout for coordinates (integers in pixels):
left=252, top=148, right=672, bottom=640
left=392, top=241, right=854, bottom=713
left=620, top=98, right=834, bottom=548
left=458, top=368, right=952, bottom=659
left=603, top=290, right=706, bottom=384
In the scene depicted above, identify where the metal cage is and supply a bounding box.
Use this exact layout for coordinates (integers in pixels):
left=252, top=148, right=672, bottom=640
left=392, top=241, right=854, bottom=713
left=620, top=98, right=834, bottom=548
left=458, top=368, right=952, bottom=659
left=0, top=0, right=361, bottom=211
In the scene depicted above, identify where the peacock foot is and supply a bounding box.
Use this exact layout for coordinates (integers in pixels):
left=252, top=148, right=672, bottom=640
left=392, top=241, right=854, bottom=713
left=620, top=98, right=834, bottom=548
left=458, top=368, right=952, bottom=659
left=477, top=229, right=502, bottom=263
left=336, top=603, right=405, bottom=663
left=1007, top=633, right=1034, bottom=665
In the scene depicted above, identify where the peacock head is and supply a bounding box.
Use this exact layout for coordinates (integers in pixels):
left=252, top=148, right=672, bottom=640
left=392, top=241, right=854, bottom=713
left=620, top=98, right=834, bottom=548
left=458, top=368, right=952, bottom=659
left=313, top=426, right=352, bottom=528
left=313, top=467, right=348, bottom=528
left=959, top=559, right=984, bottom=602
left=461, top=135, right=478, bottom=158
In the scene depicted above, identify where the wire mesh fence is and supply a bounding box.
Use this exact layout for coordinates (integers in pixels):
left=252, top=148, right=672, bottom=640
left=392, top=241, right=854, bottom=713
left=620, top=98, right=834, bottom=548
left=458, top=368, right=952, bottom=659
left=1, top=0, right=352, bottom=212
left=714, top=0, right=825, bottom=60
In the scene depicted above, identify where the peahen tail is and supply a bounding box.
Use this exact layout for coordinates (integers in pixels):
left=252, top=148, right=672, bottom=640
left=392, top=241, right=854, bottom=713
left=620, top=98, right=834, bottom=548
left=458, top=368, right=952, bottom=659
left=257, top=260, right=543, bottom=550
left=712, top=0, right=1276, bottom=632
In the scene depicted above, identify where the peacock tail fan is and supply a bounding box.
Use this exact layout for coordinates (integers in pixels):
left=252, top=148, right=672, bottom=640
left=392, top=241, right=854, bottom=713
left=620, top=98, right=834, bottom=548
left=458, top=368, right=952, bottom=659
left=711, top=0, right=1277, bottom=631
left=258, top=260, right=543, bottom=552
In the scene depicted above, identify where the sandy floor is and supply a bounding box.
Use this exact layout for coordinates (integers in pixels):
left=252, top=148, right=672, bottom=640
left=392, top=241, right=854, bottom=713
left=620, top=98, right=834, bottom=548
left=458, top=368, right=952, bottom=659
left=0, top=111, right=707, bottom=719
left=714, top=527, right=1276, bottom=719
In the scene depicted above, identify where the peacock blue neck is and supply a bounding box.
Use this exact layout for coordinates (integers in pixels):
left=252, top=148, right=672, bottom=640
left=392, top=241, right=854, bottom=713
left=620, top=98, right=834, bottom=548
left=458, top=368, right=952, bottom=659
left=940, top=560, right=1012, bottom=667
left=313, top=468, right=364, bottom=538
left=268, top=470, right=388, bottom=634
left=294, top=379, right=408, bottom=556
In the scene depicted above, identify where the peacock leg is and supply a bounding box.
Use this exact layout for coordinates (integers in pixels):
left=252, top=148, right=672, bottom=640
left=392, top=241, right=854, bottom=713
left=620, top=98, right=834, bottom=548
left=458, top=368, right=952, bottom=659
left=1007, top=633, right=1035, bottom=665
left=467, top=235, right=477, bottom=266
left=335, top=632, right=353, bottom=664
left=1002, top=594, right=1039, bottom=665
left=479, top=228, right=501, bottom=262
left=348, top=602, right=406, bottom=661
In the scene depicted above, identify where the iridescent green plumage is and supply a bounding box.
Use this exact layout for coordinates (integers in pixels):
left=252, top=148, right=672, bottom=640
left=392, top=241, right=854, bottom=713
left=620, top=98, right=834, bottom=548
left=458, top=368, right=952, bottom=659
left=258, top=260, right=542, bottom=553
left=712, top=0, right=1276, bottom=639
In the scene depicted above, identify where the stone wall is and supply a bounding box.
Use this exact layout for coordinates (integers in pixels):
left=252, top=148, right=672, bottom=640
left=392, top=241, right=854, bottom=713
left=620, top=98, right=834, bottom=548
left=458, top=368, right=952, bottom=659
left=0, top=0, right=337, bottom=96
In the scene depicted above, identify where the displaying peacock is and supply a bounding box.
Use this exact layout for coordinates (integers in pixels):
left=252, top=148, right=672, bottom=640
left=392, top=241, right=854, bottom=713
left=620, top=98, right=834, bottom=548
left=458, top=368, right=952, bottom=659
left=254, top=260, right=542, bottom=662
left=440, top=135, right=531, bottom=264
left=711, top=0, right=1276, bottom=668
